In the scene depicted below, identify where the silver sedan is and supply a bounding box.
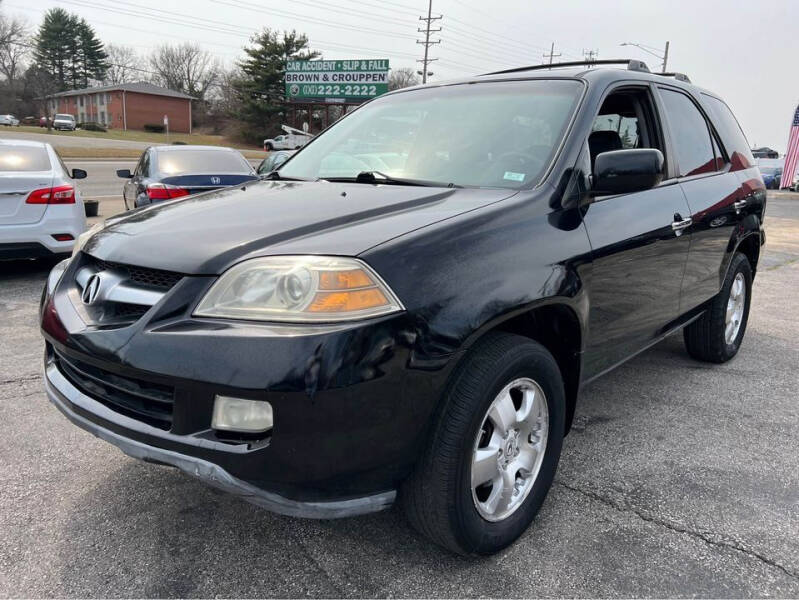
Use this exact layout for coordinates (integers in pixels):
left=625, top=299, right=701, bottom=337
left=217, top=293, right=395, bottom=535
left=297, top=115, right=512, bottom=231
left=0, top=140, right=88, bottom=259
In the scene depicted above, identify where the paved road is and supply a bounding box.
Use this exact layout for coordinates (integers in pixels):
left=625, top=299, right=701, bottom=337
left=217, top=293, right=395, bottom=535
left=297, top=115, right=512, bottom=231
left=1, top=196, right=797, bottom=597
left=69, top=160, right=137, bottom=199
left=0, top=129, right=154, bottom=149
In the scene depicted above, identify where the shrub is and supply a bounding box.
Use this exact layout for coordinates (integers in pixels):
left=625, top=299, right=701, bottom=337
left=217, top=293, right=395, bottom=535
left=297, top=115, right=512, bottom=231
left=80, top=122, right=106, bottom=132
left=143, top=123, right=165, bottom=133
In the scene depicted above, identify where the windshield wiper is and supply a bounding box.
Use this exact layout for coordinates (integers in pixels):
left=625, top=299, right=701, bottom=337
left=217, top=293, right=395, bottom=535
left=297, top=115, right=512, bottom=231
left=325, top=171, right=461, bottom=188
left=265, top=171, right=316, bottom=182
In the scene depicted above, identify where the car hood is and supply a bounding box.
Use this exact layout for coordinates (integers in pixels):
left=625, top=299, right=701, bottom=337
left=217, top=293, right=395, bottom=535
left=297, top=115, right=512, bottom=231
left=85, top=180, right=516, bottom=274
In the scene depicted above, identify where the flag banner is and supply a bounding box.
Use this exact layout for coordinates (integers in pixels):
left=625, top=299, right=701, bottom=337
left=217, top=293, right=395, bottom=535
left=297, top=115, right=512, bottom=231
left=780, top=104, right=799, bottom=189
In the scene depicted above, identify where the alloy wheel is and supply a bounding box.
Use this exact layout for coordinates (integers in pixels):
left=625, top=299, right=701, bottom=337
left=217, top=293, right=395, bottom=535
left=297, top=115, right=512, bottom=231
left=471, top=377, right=549, bottom=522
left=725, top=272, right=746, bottom=345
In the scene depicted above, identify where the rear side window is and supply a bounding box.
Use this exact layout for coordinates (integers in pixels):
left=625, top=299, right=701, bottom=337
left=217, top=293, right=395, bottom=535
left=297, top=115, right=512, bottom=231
left=659, top=89, right=716, bottom=177
left=155, top=150, right=252, bottom=175
left=701, top=94, right=755, bottom=169
left=0, top=145, right=51, bottom=171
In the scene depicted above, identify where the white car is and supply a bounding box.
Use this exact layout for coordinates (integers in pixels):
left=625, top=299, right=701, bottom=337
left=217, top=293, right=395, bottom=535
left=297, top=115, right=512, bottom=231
left=0, top=114, right=19, bottom=126
left=0, top=140, right=87, bottom=259
left=53, top=114, right=76, bottom=131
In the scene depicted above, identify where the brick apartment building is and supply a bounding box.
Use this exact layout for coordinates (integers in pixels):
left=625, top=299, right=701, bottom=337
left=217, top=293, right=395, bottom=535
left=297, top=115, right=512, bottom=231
left=48, top=82, right=194, bottom=133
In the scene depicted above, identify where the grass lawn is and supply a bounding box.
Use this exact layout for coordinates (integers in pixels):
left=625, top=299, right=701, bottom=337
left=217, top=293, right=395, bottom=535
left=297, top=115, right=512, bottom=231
left=14, top=126, right=263, bottom=154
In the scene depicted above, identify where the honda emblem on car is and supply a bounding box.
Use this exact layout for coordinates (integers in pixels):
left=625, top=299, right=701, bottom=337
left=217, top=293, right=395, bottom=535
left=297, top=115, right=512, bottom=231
left=211, top=176, right=221, bottom=185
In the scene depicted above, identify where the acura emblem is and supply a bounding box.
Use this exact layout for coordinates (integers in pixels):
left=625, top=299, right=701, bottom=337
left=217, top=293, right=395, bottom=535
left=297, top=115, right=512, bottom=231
left=211, top=176, right=221, bottom=185
left=81, top=273, right=102, bottom=305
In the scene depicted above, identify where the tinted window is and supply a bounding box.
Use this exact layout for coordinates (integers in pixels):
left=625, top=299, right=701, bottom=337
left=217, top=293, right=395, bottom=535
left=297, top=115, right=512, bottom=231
left=154, top=150, right=252, bottom=175
left=660, top=89, right=716, bottom=177
left=701, top=94, right=755, bottom=169
left=0, top=145, right=51, bottom=171
left=280, top=80, right=584, bottom=189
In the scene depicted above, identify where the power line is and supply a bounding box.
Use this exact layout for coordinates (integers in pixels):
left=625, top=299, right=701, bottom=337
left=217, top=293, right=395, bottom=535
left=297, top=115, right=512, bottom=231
left=416, top=0, right=441, bottom=84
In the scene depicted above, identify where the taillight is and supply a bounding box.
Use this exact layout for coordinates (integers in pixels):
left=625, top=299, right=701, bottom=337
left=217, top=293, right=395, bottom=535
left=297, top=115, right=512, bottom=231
left=26, top=184, right=75, bottom=204
left=147, top=183, right=190, bottom=200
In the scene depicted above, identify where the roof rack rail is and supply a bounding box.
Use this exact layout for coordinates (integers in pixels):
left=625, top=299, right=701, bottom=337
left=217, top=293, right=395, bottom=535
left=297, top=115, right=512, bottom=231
left=484, top=59, right=651, bottom=76
left=658, top=72, right=692, bottom=83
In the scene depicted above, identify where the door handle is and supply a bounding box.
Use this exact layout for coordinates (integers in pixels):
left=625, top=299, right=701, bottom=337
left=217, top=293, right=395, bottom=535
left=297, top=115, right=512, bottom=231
left=672, top=217, right=692, bottom=233
left=734, top=199, right=748, bottom=213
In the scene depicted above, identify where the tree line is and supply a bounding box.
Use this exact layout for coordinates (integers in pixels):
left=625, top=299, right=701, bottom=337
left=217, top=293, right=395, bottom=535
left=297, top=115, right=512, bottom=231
left=0, top=5, right=420, bottom=142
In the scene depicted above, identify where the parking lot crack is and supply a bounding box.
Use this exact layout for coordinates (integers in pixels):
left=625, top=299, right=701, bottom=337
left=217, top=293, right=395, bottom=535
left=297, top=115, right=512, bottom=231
left=287, top=528, right=348, bottom=597
left=0, top=374, right=41, bottom=386
left=555, top=479, right=799, bottom=581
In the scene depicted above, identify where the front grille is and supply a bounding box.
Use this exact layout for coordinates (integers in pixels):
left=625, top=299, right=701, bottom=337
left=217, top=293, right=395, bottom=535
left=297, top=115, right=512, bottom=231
left=55, top=351, right=174, bottom=430
left=89, top=257, right=183, bottom=290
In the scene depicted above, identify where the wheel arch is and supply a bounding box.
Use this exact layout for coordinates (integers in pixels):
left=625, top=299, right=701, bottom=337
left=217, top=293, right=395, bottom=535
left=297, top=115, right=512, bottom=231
left=458, top=299, right=585, bottom=436
left=721, top=221, right=762, bottom=285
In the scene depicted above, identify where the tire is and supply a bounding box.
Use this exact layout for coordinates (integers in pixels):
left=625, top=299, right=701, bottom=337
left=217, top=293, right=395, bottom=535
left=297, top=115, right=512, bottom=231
left=265, top=143, right=274, bottom=151
left=401, top=332, right=565, bottom=555
left=683, top=252, right=752, bottom=363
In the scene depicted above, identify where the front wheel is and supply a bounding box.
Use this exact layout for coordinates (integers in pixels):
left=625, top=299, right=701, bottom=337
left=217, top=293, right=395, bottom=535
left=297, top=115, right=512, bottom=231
left=401, top=332, right=565, bottom=555
left=684, top=252, right=752, bottom=362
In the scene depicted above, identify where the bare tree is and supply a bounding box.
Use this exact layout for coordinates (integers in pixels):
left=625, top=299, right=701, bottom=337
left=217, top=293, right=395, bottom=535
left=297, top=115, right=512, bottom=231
left=0, top=13, right=29, bottom=84
left=103, top=43, right=141, bottom=84
left=148, top=42, right=220, bottom=100
left=388, top=67, right=420, bottom=91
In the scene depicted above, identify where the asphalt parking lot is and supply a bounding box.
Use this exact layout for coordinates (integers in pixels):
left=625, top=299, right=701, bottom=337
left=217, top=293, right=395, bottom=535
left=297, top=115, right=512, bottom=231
left=1, top=194, right=797, bottom=597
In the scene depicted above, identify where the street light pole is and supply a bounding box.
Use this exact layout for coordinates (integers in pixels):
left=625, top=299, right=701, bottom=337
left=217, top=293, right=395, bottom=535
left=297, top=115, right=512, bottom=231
left=620, top=41, right=670, bottom=73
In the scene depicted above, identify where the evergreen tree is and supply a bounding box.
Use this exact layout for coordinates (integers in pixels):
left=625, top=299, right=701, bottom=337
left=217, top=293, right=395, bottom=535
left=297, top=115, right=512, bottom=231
left=32, top=8, right=72, bottom=91
left=234, top=29, right=319, bottom=143
left=33, top=8, right=108, bottom=91
left=76, top=18, right=108, bottom=87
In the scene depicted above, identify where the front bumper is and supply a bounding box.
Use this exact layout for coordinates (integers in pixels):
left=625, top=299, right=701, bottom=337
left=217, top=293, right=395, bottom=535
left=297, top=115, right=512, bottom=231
left=44, top=357, right=395, bottom=518
left=40, top=254, right=456, bottom=515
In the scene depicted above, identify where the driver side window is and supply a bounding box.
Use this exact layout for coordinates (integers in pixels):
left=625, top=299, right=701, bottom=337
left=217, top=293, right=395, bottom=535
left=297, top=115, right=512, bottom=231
left=588, top=88, right=662, bottom=169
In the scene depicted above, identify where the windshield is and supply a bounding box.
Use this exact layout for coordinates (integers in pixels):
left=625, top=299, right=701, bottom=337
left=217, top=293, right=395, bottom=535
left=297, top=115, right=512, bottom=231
left=55, top=114, right=73, bottom=121
left=154, top=149, right=253, bottom=175
left=0, top=145, right=51, bottom=171
left=279, top=79, right=583, bottom=189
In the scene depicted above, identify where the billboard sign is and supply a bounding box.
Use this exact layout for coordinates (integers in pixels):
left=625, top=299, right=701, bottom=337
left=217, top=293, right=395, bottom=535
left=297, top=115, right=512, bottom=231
left=285, top=59, right=389, bottom=103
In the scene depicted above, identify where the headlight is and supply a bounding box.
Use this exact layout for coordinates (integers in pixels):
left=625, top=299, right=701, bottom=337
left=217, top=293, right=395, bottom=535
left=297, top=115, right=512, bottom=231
left=194, top=256, right=404, bottom=323
left=71, top=221, right=105, bottom=257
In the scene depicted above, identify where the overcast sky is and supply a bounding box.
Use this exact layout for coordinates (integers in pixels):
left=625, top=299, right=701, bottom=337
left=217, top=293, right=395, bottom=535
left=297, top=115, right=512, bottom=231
left=8, top=0, right=798, bottom=152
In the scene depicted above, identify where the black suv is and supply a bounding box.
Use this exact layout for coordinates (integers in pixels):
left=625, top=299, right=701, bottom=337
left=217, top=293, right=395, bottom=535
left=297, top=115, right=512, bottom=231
left=40, top=60, right=766, bottom=555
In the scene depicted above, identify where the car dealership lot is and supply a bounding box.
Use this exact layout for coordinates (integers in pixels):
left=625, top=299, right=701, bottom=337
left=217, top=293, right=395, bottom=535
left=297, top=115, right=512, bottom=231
left=1, top=195, right=797, bottom=597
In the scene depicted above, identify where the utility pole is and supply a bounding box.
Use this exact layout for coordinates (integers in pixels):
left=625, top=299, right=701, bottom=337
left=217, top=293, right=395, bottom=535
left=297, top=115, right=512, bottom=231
left=582, top=49, right=598, bottom=66
left=543, top=42, right=561, bottom=68
left=662, top=40, right=670, bottom=73
left=417, top=0, right=441, bottom=84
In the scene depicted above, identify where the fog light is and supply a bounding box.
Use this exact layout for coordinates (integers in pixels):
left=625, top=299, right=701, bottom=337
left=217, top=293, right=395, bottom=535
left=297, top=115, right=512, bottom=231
left=212, top=396, right=273, bottom=433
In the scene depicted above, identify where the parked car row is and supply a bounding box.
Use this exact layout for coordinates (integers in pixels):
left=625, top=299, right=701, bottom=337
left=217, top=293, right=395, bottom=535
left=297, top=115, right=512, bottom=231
left=1, top=138, right=274, bottom=260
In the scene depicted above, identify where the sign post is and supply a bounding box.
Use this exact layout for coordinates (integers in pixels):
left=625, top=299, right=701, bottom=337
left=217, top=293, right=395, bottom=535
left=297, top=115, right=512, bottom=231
left=285, top=59, right=390, bottom=103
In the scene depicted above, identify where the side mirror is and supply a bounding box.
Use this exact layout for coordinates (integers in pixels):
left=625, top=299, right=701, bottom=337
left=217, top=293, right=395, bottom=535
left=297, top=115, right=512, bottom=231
left=593, top=149, right=664, bottom=196
left=71, top=168, right=87, bottom=179
left=116, top=169, right=132, bottom=179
